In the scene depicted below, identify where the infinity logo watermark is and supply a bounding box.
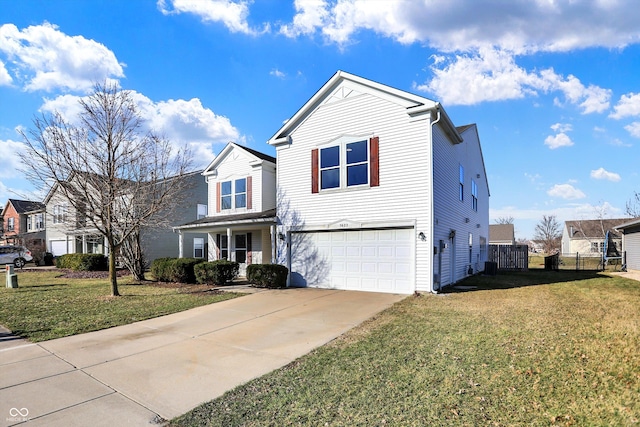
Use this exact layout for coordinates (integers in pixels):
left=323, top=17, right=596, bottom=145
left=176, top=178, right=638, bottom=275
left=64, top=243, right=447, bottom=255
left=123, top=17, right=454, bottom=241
left=7, top=407, right=29, bottom=422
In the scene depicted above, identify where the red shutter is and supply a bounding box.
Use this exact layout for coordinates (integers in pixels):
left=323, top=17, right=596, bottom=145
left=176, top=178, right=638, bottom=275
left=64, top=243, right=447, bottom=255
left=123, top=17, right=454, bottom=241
left=247, top=176, right=253, bottom=209
left=370, top=136, right=379, bottom=187
left=311, top=149, right=319, bottom=193
left=247, top=233, right=252, bottom=264
left=216, top=182, right=221, bottom=213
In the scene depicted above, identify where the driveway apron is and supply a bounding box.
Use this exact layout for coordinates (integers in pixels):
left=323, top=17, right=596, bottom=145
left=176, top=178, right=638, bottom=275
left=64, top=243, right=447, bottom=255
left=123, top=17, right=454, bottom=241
left=0, top=288, right=405, bottom=426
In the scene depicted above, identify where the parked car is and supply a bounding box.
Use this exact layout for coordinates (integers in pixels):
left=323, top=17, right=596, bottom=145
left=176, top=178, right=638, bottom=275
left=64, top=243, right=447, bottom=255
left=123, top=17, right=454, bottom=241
left=0, top=245, right=33, bottom=268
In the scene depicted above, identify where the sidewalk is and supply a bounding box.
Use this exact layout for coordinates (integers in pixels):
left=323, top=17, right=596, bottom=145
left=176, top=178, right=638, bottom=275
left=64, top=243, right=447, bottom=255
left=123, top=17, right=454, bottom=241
left=1, top=288, right=404, bottom=426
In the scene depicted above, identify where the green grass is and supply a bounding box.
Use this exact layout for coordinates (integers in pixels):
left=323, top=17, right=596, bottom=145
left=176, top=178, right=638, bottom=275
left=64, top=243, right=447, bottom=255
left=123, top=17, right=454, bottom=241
left=0, top=270, right=242, bottom=342
left=171, top=270, right=640, bottom=427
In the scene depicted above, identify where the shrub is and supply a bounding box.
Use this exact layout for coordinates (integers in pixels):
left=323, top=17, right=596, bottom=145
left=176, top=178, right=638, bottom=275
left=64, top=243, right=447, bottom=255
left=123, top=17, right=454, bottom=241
left=195, top=260, right=239, bottom=285
left=55, top=253, right=108, bottom=271
left=171, top=258, right=207, bottom=284
left=246, top=264, right=288, bottom=288
left=150, top=257, right=175, bottom=282
left=150, top=257, right=206, bottom=283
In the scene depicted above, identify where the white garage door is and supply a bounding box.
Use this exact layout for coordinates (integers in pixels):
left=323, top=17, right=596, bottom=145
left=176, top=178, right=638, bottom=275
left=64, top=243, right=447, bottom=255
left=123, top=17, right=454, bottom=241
left=291, top=228, right=414, bottom=294
left=50, top=240, right=68, bottom=256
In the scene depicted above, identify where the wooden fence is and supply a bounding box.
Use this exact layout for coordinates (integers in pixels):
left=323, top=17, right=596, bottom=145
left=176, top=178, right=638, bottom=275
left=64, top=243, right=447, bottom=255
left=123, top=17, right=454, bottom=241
left=488, top=244, right=529, bottom=270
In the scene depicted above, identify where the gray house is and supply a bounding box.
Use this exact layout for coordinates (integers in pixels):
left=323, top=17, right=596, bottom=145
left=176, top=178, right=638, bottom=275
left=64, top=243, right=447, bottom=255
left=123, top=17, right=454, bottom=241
left=44, top=170, right=208, bottom=263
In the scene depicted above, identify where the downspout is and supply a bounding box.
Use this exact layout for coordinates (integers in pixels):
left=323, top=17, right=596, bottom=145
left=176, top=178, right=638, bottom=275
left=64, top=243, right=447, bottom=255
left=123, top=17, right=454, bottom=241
left=430, top=106, right=442, bottom=293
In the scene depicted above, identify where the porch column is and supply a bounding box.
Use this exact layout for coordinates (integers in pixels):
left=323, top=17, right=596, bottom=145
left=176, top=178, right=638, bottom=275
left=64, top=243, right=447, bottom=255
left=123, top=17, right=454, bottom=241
left=270, top=224, right=276, bottom=264
left=227, top=227, right=232, bottom=261
left=178, top=231, right=184, bottom=258
left=82, top=235, right=87, bottom=254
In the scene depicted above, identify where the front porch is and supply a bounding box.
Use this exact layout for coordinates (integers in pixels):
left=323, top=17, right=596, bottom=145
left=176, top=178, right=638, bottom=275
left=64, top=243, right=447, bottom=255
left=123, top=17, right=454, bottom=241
left=174, top=209, right=278, bottom=276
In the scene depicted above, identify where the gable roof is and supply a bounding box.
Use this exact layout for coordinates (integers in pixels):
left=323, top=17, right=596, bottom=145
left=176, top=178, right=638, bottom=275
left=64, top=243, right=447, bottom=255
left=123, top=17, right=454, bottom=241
left=615, top=217, right=640, bottom=230
left=267, top=70, right=462, bottom=146
left=456, top=123, right=490, bottom=197
left=490, top=224, right=515, bottom=242
left=6, top=199, right=45, bottom=214
left=203, top=142, right=275, bottom=176
left=565, top=218, right=629, bottom=239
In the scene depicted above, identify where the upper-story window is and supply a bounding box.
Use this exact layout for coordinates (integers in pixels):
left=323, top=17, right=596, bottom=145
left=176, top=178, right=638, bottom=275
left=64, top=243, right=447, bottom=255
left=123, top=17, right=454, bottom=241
left=471, top=179, right=478, bottom=212
left=27, top=216, right=32, bottom=231
left=36, top=213, right=44, bottom=230
left=7, top=217, right=14, bottom=232
left=53, top=204, right=67, bottom=224
left=219, top=177, right=250, bottom=211
left=197, top=204, right=207, bottom=219
left=319, top=140, right=369, bottom=190
left=459, top=165, right=464, bottom=202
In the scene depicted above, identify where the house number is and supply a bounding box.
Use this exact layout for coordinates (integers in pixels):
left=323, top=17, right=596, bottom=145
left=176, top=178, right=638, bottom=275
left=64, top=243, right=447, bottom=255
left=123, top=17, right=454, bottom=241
left=339, top=223, right=349, bottom=228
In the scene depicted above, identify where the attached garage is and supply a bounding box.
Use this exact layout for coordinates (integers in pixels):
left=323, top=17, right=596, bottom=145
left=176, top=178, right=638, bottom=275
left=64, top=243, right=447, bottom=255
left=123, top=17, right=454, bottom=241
left=290, top=228, right=414, bottom=294
left=50, top=240, right=69, bottom=256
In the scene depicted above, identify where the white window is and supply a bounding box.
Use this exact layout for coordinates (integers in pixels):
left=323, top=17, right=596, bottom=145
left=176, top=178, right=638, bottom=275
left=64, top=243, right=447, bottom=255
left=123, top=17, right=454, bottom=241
left=220, top=178, right=247, bottom=210
left=197, top=204, right=207, bottom=219
left=53, top=204, right=67, bottom=224
left=27, top=216, right=33, bottom=231
left=36, top=213, right=44, bottom=230
left=472, top=180, right=478, bottom=211
left=459, top=165, right=464, bottom=202
left=194, top=237, right=204, bottom=258
left=320, top=140, right=369, bottom=190
left=469, top=233, right=473, bottom=263
left=7, top=217, right=14, bottom=231
left=219, top=235, right=228, bottom=259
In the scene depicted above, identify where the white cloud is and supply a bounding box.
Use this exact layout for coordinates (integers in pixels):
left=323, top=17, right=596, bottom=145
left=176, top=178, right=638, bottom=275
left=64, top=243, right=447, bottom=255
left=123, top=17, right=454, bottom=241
left=550, top=123, right=572, bottom=133
left=610, top=92, right=640, bottom=119
left=417, top=48, right=610, bottom=111
left=279, top=1, right=640, bottom=53
left=544, top=133, right=573, bottom=149
left=0, top=22, right=124, bottom=92
left=590, top=167, right=621, bottom=182
left=0, top=60, right=12, bottom=86
left=624, top=122, right=640, bottom=138
left=547, top=183, right=586, bottom=200
left=39, top=91, right=242, bottom=168
left=158, top=0, right=266, bottom=35
left=270, top=68, right=286, bottom=79
left=280, top=0, right=329, bottom=38
left=0, top=139, right=26, bottom=178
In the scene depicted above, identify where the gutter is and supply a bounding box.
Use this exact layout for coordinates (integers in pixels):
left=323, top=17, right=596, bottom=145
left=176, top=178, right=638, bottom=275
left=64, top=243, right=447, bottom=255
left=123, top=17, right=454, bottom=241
left=430, top=107, right=441, bottom=294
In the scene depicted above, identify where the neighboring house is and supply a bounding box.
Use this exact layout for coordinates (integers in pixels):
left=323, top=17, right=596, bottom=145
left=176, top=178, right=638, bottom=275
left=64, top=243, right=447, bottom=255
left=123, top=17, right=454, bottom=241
left=489, top=224, right=515, bottom=246
left=561, top=218, right=627, bottom=255
left=44, top=171, right=208, bottom=263
left=267, top=70, right=489, bottom=294
left=615, top=217, right=640, bottom=271
left=173, top=142, right=277, bottom=276
left=1, top=199, right=46, bottom=251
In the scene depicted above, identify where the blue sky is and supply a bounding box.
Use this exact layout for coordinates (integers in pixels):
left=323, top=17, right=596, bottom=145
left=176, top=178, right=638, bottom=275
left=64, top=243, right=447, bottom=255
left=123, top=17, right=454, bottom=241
left=2, top=0, right=640, bottom=239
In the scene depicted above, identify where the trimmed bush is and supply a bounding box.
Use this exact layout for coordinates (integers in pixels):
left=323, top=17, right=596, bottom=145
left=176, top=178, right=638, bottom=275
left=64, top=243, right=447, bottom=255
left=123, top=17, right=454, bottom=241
left=171, top=258, right=207, bottom=284
left=150, top=257, right=175, bottom=282
left=195, top=260, right=239, bottom=285
left=150, top=257, right=206, bottom=283
left=246, top=264, right=288, bottom=288
left=55, top=253, right=108, bottom=271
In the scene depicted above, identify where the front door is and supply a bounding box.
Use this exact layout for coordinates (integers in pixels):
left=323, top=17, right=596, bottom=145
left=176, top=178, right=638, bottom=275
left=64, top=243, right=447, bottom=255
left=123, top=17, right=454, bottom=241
left=235, top=234, right=248, bottom=276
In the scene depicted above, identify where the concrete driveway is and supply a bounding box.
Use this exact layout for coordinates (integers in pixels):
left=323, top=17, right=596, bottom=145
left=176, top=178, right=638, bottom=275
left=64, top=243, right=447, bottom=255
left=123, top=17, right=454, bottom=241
left=0, top=288, right=405, bottom=426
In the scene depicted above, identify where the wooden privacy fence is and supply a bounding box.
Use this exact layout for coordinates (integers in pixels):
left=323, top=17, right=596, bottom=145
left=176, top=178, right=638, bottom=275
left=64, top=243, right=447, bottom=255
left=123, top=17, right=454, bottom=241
left=488, top=244, right=529, bottom=270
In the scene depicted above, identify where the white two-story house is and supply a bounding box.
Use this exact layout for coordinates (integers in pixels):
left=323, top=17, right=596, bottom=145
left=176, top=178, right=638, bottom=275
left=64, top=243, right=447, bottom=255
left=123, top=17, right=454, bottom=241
left=174, top=143, right=277, bottom=276
left=267, top=71, right=489, bottom=294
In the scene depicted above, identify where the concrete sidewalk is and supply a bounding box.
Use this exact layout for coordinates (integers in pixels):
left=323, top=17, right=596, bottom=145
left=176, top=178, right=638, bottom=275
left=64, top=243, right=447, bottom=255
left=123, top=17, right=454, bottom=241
left=0, top=288, right=404, bottom=426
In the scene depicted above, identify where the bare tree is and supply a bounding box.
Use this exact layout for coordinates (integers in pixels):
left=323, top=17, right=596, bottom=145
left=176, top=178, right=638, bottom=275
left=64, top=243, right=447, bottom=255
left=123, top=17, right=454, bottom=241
left=20, top=82, right=191, bottom=296
left=533, top=214, right=562, bottom=254
left=494, top=216, right=515, bottom=224
left=626, top=192, right=640, bottom=218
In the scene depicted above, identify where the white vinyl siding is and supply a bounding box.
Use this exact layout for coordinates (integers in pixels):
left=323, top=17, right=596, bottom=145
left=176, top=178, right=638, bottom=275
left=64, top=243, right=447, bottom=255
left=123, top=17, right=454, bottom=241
left=276, top=89, right=432, bottom=292
left=623, top=226, right=640, bottom=271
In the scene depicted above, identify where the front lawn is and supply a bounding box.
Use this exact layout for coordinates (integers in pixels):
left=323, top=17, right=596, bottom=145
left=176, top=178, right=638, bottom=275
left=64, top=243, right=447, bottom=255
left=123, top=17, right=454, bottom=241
left=0, top=269, right=242, bottom=342
left=171, top=270, right=640, bottom=426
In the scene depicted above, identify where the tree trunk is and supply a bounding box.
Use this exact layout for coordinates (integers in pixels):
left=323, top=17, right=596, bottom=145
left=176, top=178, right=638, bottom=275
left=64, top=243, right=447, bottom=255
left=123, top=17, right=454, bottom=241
left=109, top=241, right=120, bottom=296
